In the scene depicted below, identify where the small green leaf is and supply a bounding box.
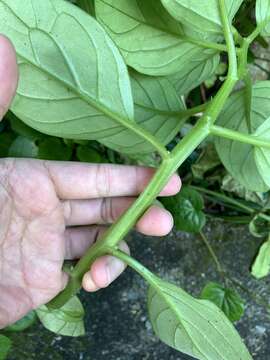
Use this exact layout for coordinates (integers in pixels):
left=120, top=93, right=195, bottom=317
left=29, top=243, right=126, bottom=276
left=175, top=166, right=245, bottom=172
left=252, top=236, right=270, bottom=279
left=0, top=335, right=11, bottom=360
left=8, top=136, right=38, bottom=158
left=215, top=82, right=270, bottom=192
left=200, top=282, right=245, bottom=323
left=162, top=186, right=206, bottom=233
left=148, top=279, right=252, bottom=359
left=38, top=138, right=72, bottom=161
left=249, top=214, right=270, bottom=238
left=95, top=0, right=219, bottom=76
left=76, top=144, right=104, bottom=163
left=36, top=296, right=85, bottom=337
left=256, top=0, right=270, bottom=36
left=161, top=0, right=243, bottom=34
left=5, top=311, right=37, bottom=332
left=254, top=117, right=270, bottom=188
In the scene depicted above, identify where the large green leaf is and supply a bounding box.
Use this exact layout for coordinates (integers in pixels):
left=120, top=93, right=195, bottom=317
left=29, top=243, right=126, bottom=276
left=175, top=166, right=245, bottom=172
left=252, top=235, right=270, bottom=279
left=215, top=82, right=270, bottom=192
left=0, top=0, right=153, bottom=155
left=95, top=0, right=219, bottom=76
left=123, top=71, right=186, bottom=153
left=254, top=117, right=270, bottom=187
left=162, top=186, right=206, bottom=233
left=256, top=0, right=270, bottom=36
left=161, top=0, right=244, bottom=34
left=200, top=282, right=245, bottom=323
left=0, top=335, right=11, bottom=360
left=36, top=296, right=85, bottom=337
left=148, top=280, right=252, bottom=360
left=169, top=52, right=220, bottom=95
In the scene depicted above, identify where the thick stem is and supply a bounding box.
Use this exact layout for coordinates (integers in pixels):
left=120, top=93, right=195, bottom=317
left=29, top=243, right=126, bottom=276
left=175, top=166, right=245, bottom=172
left=48, top=0, right=239, bottom=309
left=211, top=125, right=270, bottom=149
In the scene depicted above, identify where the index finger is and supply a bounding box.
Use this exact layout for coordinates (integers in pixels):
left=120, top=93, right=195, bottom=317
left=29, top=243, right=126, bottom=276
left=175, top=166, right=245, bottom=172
left=0, top=35, right=18, bottom=120
left=44, top=161, right=181, bottom=200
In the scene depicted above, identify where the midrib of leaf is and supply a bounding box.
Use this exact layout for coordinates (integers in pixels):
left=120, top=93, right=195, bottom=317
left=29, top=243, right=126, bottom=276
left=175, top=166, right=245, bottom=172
left=97, top=0, right=223, bottom=51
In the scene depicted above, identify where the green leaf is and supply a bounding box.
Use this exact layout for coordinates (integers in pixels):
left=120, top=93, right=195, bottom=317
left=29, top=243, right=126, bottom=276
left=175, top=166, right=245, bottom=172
left=249, top=214, right=270, bottom=238
left=169, top=52, right=220, bottom=95
left=148, top=280, right=252, bottom=360
left=5, top=311, right=37, bottom=332
left=192, top=143, right=221, bottom=180
left=76, top=0, right=95, bottom=16
left=38, top=138, right=73, bottom=161
left=254, top=117, right=270, bottom=187
left=0, top=335, right=11, bottom=360
left=161, top=0, right=244, bottom=34
left=0, top=0, right=151, bottom=155
left=215, top=81, right=270, bottom=192
left=7, top=112, right=45, bottom=141
left=8, top=136, right=38, bottom=158
left=256, top=0, right=270, bottom=36
left=0, top=131, right=15, bottom=158
left=76, top=144, right=105, bottom=163
left=36, top=296, right=85, bottom=337
left=200, top=282, right=245, bottom=323
left=95, top=0, right=219, bottom=76
left=252, top=235, right=270, bottom=279
left=161, top=186, right=206, bottom=233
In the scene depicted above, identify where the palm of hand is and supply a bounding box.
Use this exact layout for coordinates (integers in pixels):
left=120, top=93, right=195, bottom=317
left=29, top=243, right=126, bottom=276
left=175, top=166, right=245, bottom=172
left=0, top=159, right=67, bottom=327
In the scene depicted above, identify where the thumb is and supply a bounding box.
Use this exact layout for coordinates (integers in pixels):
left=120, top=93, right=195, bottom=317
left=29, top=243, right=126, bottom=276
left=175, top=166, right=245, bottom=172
left=0, top=35, right=18, bottom=121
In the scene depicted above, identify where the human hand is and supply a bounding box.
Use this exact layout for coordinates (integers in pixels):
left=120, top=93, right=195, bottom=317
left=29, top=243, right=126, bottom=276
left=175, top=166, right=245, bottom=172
left=0, top=35, right=181, bottom=328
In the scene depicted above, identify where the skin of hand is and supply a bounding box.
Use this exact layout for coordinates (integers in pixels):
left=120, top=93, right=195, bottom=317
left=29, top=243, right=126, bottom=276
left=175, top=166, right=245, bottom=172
left=0, top=35, right=181, bottom=328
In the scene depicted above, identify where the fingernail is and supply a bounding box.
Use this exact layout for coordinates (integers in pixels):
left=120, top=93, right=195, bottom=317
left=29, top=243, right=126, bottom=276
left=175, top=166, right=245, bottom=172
left=105, top=257, right=125, bottom=284
left=82, top=272, right=99, bottom=292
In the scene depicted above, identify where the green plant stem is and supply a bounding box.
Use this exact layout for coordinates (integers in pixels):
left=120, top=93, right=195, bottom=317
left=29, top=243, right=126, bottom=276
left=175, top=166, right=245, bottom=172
left=199, top=231, right=223, bottom=273
left=192, top=186, right=270, bottom=223
left=246, top=17, right=270, bottom=44
left=210, top=124, right=270, bottom=149
left=48, top=0, right=239, bottom=309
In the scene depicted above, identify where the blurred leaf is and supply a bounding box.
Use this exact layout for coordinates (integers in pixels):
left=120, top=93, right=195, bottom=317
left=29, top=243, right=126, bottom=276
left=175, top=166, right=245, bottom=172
left=8, top=136, right=38, bottom=158
left=254, top=117, right=270, bottom=188
left=76, top=0, right=95, bottom=16
left=7, top=112, right=45, bottom=141
left=200, top=282, right=245, bottom=322
left=148, top=279, right=251, bottom=359
left=249, top=215, right=270, bottom=238
left=256, top=0, right=270, bottom=36
left=36, top=296, right=85, bottom=337
left=5, top=311, right=37, bottom=332
left=252, top=235, right=270, bottom=279
left=192, top=143, right=220, bottom=179
left=76, top=145, right=104, bottom=163
left=162, top=186, right=206, bottom=233
left=0, top=132, right=16, bottom=158
left=38, top=138, right=72, bottom=161
left=0, top=335, right=11, bottom=360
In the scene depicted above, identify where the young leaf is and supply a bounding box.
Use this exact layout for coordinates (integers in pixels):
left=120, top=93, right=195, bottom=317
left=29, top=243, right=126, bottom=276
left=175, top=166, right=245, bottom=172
left=5, top=311, right=37, bottom=332
left=38, top=138, right=73, bottom=161
left=148, top=280, right=252, bottom=360
left=252, top=236, right=270, bottom=279
left=95, top=0, right=220, bottom=76
left=200, top=282, right=245, bottom=323
left=256, top=0, right=270, bottom=36
left=36, top=296, right=85, bottom=337
left=0, top=0, right=149, bottom=155
left=162, top=186, right=206, bottom=233
left=254, top=117, right=270, bottom=187
left=8, top=136, right=38, bottom=158
left=215, top=81, right=270, bottom=192
left=0, top=335, right=11, bottom=360
left=161, top=0, right=244, bottom=34
left=169, top=52, right=220, bottom=95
